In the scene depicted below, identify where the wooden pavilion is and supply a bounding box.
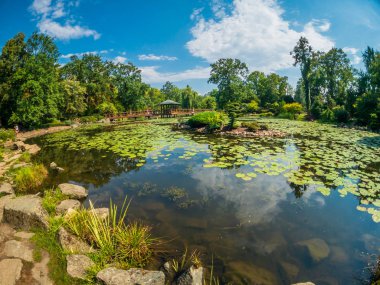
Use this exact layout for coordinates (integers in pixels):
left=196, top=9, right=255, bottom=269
left=158, top=100, right=181, bottom=118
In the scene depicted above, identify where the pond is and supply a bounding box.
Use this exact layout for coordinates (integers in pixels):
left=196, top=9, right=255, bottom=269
left=29, top=119, right=380, bottom=284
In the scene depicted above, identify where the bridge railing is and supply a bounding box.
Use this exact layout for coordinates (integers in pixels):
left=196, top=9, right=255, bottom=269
left=106, top=109, right=213, bottom=119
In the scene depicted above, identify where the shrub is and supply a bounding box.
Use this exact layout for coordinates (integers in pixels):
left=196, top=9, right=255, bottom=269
left=0, top=129, right=15, bottom=142
left=321, top=108, right=335, bottom=122
left=333, top=106, right=350, bottom=123
left=14, top=164, right=48, bottom=193
left=65, top=198, right=158, bottom=269
left=242, top=122, right=269, bottom=132
left=258, top=112, right=274, bottom=117
left=187, top=111, right=228, bottom=130
left=247, top=100, right=259, bottom=113
left=369, top=113, right=380, bottom=130
left=79, top=115, right=103, bottom=124
left=281, top=102, right=303, bottom=119
left=97, top=102, right=117, bottom=116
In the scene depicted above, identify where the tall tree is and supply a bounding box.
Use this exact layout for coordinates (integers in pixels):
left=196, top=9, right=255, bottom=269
left=291, top=37, right=314, bottom=114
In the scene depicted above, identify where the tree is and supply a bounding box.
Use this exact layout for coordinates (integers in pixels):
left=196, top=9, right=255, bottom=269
left=160, top=81, right=181, bottom=102
left=60, top=79, right=87, bottom=117
left=208, top=58, right=248, bottom=108
left=225, top=102, right=245, bottom=128
left=291, top=37, right=314, bottom=114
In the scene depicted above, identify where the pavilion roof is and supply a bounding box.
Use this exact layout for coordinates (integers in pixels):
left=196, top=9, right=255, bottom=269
left=158, top=100, right=181, bottom=105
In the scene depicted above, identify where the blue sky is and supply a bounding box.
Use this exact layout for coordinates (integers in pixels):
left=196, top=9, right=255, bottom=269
left=1, top=0, right=380, bottom=94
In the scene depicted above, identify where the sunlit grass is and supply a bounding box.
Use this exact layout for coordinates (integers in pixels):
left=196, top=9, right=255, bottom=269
left=14, top=163, right=48, bottom=193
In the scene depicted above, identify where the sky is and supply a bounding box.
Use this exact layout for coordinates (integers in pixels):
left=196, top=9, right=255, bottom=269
left=1, top=0, right=380, bottom=94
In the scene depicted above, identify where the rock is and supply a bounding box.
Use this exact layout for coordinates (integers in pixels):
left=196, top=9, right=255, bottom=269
left=57, top=167, right=65, bottom=172
left=2, top=240, right=33, bottom=262
left=12, top=163, right=28, bottom=169
left=90, top=207, right=109, bottom=220
left=3, top=195, right=48, bottom=230
left=296, top=238, right=330, bottom=263
left=56, top=199, right=81, bottom=215
left=25, top=143, right=40, bottom=155
left=163, top=262, right=171, bottom=272
left=66, top=254, right=95, bottom=280
left=97, top=267, right=165, bottom=285
left=227, top=261, right=277, bottom=285
left=0, top=258, right=23, bottom=285
left=292, top=283, right=315, bottom=285
left=0, top=194, right=15, bottom=222
left=0, top=182, right=14, bottom=195
left=58, top=227, right=94, bottom=254
left=330, top=246, right=349, bottom=263
left=50, top=162, right=57, bottom=169
left=32, top=251, right=53, bottom=285
left=58, top=183, right=88, bottom=199
left=280, top=261, right=299, bottom=279
left=174, top=266, right=204, bottom=285
left=14, top=231, right=35, bottom=239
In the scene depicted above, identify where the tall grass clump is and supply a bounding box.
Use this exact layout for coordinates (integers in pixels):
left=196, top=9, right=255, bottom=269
left=65, top=198, right=158, bottom=269
left=42, top=188, right=68, bottom=215
left=14, top=164, right=48, bottom=193
left=187, top=111, right=228, bottom=131
left=0, top=129, right=15, bottom=142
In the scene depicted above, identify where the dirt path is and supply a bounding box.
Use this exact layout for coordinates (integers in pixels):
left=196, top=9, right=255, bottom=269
left=17, top=126, right=71, bottom=141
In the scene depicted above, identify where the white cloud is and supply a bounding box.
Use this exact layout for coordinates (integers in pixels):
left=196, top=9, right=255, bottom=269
left=30, top=0, right=100, bottom=40
left=113, top=56, right=128, bottom=64
left=190, top=8, right=204, bottom=21
left=187, top=0, right=334, bottom=72
left=60, top=49, right=110, bottom=59
left=343, top=47, right=362, bottom=65
left=138, top=54, right=178, bottom=61
left=140, top=66, right=210, bottom=84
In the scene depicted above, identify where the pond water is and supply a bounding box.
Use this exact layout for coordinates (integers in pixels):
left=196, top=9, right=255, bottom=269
left=29, top=119, right=380, bottom=284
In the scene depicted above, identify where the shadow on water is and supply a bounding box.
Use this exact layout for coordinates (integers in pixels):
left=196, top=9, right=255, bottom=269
left=357, top=135, right=380, bottom=148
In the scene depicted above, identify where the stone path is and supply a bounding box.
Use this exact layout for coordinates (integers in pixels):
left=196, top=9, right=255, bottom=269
left=0, top=223, right=52, bottom=285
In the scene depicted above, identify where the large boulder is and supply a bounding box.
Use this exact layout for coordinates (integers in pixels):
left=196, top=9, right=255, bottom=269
left=3, top=195, right=48, bottom=230
left=174, top=266, right=204, bottom=285
left=66, top=254, right=95, bottom=280
left=56, top=199, right=81, bottom=215
left=2, top=240, right=33, bottom=262
left=58, top=227, right=94, bottom=254
left=0, top=258, right=23, bottom=285
left=58, top=183, right=88, bottom=199
left=0, top=182, right=14, bottom=195
left=90, top=207, right=109, bottom=220
left=97, top=267, right=165, bottom=285
left=296, top=238, right=330, bottom=263
left=0, top=194, right=15, bottom=222
left=292, top=283, right=315, bottom=285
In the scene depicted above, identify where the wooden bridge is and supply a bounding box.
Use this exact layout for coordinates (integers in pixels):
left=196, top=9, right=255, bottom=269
left=106, top=109, right=211, bottom=121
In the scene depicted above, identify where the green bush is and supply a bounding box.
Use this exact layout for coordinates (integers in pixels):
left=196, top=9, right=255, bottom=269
left=369, top=113, right=380, bottom=130
left=14, top=164, right=48, bottom=193
left=258, top=112, right=274, bottom=117
left=333, top=106, right=350, bottom=123
left=187, top=111, right=228, bottom=130
left=79, top=115, right=103, bottom=124
left=321, top=108, right=335, bottom=122
left=0, top=129, right=15, bottom=142
left=97, top=102, right=117, bottom=116
left=242, top=122, right=269, bottom=132
left=281, top=102, right=303, bottom=119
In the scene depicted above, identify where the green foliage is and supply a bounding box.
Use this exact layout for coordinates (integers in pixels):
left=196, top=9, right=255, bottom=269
left=96, top=102, right=117, bottom=116
left=42, top=188, right=68, bottom=215
left=187, top=111, right=228, bottom=130
left=333, top=106, right=350, bottom=123
left=14, top=164, right=48, bottom=193
left=225, top=102, right=245, bottom=128
left=0, top=129, right=15, bottom=142
left=241, top=121, right=268, bottom=132
left=65, top=198, right=157, bottom=269
left=246, top=100, right=259, bottom=112
left=282, top=103, right=303, bottom=119
left=321, top=108, right=335, bottom=122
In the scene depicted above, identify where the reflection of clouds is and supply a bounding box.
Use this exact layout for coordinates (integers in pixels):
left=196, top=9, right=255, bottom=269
left=191, top=166, right=292, bottom=225
left=300, top=185, right=326, bottom=207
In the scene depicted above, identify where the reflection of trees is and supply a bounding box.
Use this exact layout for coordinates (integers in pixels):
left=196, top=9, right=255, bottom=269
left=33, top=147, right=141, bottom=187
left=289, top=183, right=308, bottom=198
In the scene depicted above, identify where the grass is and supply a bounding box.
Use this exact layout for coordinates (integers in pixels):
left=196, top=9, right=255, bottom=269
left=17, top=151, right=31, bottom=163
left=42, top=188, right=68, bottom=215
left=0, top=129, right=15, bottom=142
left=32, top=217, right=85, bottom=285
left=65, top=197, right=158, bottom=271
left=14, top=163, right=48, bottom=193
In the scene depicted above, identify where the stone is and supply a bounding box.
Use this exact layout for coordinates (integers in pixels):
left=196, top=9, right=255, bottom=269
left=3, top=240, right=33, bottom=262
left=14, top=231, right=35, bottom=239
left=0, top=194, right=15, bottom=222
left=57, top=167, right=65, bottom=172
left=0, top=182, right=14, bottom=195
left=3, top=195, right=48, bottom=230
left=227, top=261, right=277, bottom=285
left=280, top=261, right=299, bottom=279
left=32, top=251, right=53, bottom=285
left=50, top=162, right=57, bottom=169
left=296, top=238, right=330, bottom=263
left=90, top=207, right=109, bottom=220
left=97, top=267, right=165, bottom=285
left=25, top=143, right=40, bottom=155
left=58, top=227, right=94, bottom=254
left=292, top=283, right=315, bottom=285
left=56, top=199, right=81, bottom=215
left=174, top=266, right=204, bottom=285
left=66, top=254, right=95, bottom=280
left=12, top=163, right=28, bottom=169
left=58, top=183, right=88, bottom=199
left=0, top=258, right=23, bottom=285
